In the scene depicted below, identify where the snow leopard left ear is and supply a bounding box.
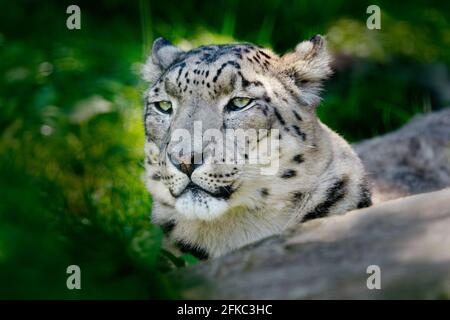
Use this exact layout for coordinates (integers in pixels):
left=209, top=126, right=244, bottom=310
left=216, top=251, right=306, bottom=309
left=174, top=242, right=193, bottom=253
left=142, top=37, right=184, bottom=83
left=280, top=35, right=332, bottom=106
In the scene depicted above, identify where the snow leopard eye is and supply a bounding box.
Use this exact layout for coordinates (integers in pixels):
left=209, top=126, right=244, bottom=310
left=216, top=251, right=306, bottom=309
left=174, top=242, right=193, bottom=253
left=153, top=100, right=173, bottom=114
left=226, top=97, right=253, bottom=111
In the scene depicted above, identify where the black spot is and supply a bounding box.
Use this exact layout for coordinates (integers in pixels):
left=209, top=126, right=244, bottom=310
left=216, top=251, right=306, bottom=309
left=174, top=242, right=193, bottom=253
left=357, top=181, right=372, bottom=209
left=258, top=50, right=271, bottom=59
left=292, top=125, right=306, bottom=141
left=291, top=191, right=304, bottom=204
left=175, top=240, right=209, bottom=260
left=292, top=110, right=303, bottom=121
left=151, top=173, right=161, bottom=181
left=273, top=108, right=286, bottom=125
left=260, top=188, right=269, bottom=197
left=161, top=220, right=176, bottom=235
left=292, top=154, right=304, bottom=163
left=216, top=185, right=234, bottom=199
left=294, top=77, right=309, bottom=87
left=281, top=169, right=297, bottom=178
left=302, top=176, right=348, bottom=222
left=261, top=108, right=268, bottom=116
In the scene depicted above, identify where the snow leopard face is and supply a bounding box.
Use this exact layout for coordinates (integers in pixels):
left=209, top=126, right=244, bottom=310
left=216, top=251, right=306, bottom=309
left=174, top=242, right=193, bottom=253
left=142, top=36, right=370, bottom=258
left=143, top=36, right=330, bottom=220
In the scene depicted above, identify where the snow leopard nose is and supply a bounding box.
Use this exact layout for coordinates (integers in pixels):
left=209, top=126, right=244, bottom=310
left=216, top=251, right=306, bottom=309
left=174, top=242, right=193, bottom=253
left=168, top=151, right=203, bottom=177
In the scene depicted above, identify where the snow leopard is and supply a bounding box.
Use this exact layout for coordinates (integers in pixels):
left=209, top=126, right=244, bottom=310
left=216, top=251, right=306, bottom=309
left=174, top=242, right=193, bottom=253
left=142, top=35, right=371, bottom=259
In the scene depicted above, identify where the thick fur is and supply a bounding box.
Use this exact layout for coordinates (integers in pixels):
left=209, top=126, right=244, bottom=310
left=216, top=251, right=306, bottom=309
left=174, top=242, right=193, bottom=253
left=142, top=36, right=371, bottom=259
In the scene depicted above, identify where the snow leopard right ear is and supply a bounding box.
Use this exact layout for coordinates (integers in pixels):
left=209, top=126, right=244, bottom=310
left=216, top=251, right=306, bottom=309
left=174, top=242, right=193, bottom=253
left=280, top=35, right=333, bottom=107
left=142, top=37, right=184, bottom=83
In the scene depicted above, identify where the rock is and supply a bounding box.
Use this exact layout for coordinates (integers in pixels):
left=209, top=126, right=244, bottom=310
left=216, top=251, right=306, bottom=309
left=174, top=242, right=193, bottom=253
left=178, top=189, right=450, bottom=299
left=177, top=109, right=450, bottom=299
left=354, top=108, right=450, bottom=202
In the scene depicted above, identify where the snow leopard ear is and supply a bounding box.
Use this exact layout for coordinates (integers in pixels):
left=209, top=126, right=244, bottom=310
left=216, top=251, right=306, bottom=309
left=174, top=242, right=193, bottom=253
left=282, top=35, right=332, bottom=82
left=142, top=37, right=184, bottom=83
left=280, top=35, right=333, bottom=106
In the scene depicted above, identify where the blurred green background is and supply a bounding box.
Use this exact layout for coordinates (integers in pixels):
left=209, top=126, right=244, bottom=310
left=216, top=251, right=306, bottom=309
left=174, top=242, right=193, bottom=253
left=0, top=0, right=449, bottom=298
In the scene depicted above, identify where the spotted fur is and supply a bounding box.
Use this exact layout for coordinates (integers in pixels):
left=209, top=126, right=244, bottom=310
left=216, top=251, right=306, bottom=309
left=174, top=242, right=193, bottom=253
left=142, top=36, right=371, bottom=258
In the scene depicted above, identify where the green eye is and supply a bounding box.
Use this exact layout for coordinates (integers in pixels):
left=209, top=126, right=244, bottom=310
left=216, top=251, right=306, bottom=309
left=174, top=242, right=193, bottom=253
left=154, top=101, right=172, bottom=114
left=228, top=97, right=253, bottom=111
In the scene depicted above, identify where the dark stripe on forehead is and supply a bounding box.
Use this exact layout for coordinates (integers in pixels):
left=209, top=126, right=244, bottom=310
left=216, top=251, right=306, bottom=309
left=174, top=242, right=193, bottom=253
left=164, top=77, right=180, bottom=98
left=186, top=44, right=245, bottom=64
left=175, top=62, right=186, bottom=83
left=237, top=71, right=263, bottom=89
left=212, top=60, right=241, bottom=83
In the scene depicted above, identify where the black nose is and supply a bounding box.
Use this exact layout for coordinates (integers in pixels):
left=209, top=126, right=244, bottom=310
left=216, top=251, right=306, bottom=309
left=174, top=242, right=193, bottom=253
left=168, top=152, right=202, bottom=177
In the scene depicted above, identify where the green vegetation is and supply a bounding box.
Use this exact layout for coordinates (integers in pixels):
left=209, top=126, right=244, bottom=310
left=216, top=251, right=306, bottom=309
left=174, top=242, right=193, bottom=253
left=0, top=0, right=448, bottom=298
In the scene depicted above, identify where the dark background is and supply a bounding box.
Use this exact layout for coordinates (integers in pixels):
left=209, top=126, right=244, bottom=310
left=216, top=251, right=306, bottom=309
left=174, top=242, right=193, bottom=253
left=0, top=0, right=449, bottom=298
